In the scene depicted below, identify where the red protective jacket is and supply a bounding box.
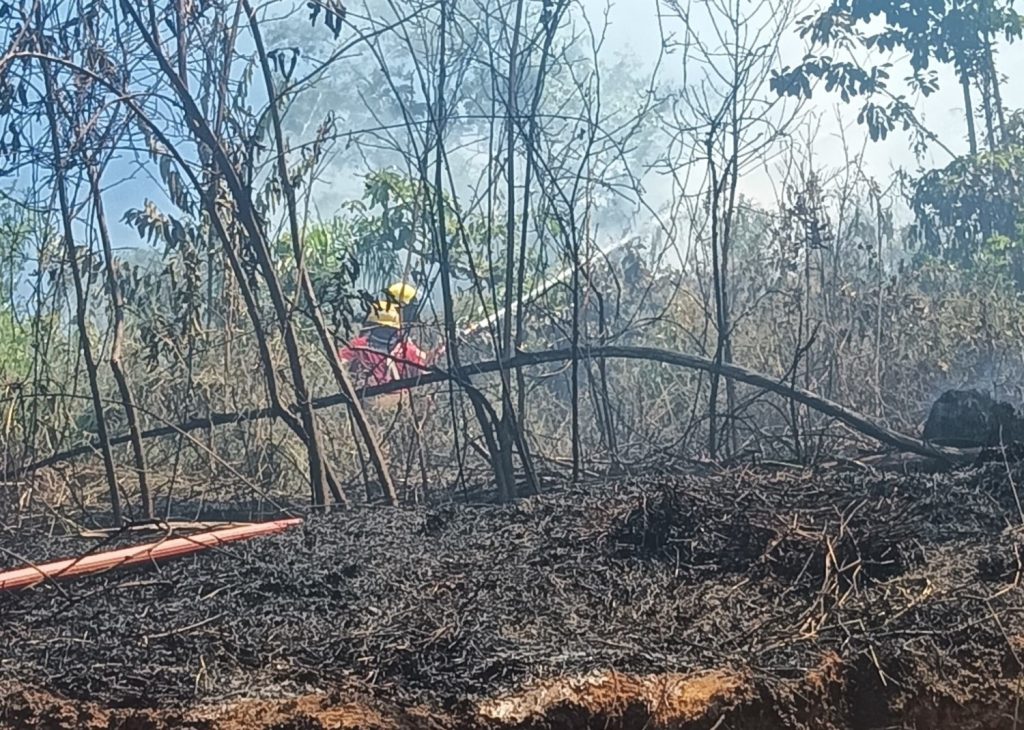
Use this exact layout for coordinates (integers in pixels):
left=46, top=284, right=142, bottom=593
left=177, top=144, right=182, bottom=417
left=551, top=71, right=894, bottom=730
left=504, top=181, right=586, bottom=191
left=339, top=332, right=431, bottom=390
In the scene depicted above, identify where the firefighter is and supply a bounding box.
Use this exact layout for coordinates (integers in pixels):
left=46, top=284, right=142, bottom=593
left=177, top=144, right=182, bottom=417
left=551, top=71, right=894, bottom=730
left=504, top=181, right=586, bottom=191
left=339, top=300, right=432, bottom=393
left=340, top=299, right=441, bottom=487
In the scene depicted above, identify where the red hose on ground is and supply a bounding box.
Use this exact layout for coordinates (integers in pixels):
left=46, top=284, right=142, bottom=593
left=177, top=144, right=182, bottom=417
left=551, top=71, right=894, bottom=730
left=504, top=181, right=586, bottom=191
left=0, top=518, right=302, bottom=591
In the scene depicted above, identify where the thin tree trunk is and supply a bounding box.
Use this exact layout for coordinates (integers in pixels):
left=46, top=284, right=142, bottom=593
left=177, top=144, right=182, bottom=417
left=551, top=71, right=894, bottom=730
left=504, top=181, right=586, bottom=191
left=39, top=54, right=122, bottom=523
left=33, top=44, right=327, bottom=503
left=594, top=289, right=618, bottom=465
left=175, top=0, right=188, bottom=88
left=205, top=0, right=242, bottom=470
left=566, top=206, right=583, bottom=482
left=985, top=32, right=1007, bottom=144
left=873, top=188, right=884, bottom=415
left=246, top=0, right=395, bottom=506
left=721, top=128, right=740, bottom=455
left=706, top=129, right=725, bottom=460
left=501, top=0, right=524, bottom=381
left=981, top=69, right=996, bottom=152
left=496, top=0, right=527, bottom=501
left=501, top=1, right=577, bottom=486
left=961, top=71, right=979, bottom=155
left=88, top=165, right=152, bottom=518
left=720, top=7, right=742, bottom=457
left=121, top=0, right=343, bottom=507
left=512, top=1, right=562, bottom=494
left=432, top=0, right=513, bottom=499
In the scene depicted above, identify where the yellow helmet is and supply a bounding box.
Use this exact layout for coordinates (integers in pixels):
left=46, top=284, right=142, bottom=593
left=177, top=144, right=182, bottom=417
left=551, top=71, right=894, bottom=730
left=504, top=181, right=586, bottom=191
left=386, top=281, right=418, bottom=307
left=365, top=300, right=401, bottom=329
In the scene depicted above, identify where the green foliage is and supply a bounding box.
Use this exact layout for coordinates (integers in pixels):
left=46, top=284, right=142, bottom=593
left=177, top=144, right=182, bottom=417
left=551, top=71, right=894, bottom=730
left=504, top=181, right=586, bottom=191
left=338, top=169, right=436, bottom=286
left=0, top=202, right=28, bottom=281
left=910, top=141, right=1024, bottom=282
left=976, top=232, right=1024, bottom=283
left=0, top=201, right=32, bottom=384
left=273, top=218, right=361, bottom=337
left=346, top=168, right=511, bottom=290
left=772, top=0, right=1023, bottom=147
left=274, top=168, right=559, bottom=331
left=122, top=202, right=207, bottom=367
left=273, top=169, right=432, bottom=302
left=0, top=307, right=29, bottom=383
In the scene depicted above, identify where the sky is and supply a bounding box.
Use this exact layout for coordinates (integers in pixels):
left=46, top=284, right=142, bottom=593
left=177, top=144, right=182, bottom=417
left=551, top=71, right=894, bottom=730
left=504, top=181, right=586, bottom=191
left=587, top=0, right=1024, bottom=207
left=90, top=0, right=1024, bottom=264
left=602, top=0, right=1024, bottom=201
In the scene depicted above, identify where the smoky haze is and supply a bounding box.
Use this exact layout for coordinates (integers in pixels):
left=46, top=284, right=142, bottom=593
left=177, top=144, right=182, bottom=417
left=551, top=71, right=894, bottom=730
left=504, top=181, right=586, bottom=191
left=0, top=0, right=1020, bottom=513
left=6, top=3, right=1024, bottom=724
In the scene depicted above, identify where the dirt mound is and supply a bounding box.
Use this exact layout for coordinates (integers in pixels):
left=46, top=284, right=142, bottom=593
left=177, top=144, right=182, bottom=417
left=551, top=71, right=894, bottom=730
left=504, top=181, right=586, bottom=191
left=3, top=465, right=1024, bottom=727
left=476, top=670, right=754, bottom=727
left=6, top=664, right=1023, bottom=729
left=0, top=687, right=436, bottom=729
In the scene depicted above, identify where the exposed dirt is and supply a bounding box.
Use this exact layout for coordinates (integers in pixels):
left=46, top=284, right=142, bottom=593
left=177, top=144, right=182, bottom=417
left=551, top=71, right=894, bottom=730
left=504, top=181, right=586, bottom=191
left=0, top=686, right=441, bottom=729
left=5, top=663, right=1023, bottom=729
left=3, top=464, right=1024, bottom=728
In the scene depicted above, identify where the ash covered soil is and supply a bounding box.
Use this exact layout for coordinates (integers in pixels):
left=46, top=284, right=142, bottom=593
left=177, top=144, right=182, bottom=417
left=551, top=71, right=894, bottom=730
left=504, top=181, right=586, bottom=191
left=4, top=463, right=1024, bottom=729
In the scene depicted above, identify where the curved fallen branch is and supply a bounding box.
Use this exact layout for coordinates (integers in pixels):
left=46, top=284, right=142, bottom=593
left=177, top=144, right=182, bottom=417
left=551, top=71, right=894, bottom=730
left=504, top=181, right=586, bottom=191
left=9, top=345, right=969, bottom=476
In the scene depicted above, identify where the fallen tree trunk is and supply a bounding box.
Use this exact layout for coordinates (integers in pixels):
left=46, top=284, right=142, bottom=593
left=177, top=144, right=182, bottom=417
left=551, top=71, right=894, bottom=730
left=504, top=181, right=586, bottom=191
left=8, top=345, right=971, bottom=476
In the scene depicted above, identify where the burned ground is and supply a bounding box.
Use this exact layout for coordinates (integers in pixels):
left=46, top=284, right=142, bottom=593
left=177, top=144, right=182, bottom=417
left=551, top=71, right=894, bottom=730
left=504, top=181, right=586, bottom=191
left=2, top=464, right=1024, bottom=728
